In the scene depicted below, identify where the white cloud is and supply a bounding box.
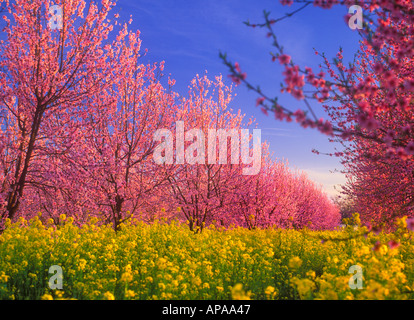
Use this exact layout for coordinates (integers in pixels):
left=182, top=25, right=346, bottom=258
left=301, top=168, right=346, bottom=198
left=261, top=127, right=301, bottom=138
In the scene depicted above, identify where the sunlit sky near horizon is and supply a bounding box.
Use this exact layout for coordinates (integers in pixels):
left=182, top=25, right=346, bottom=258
left=115, top=0, right=362, bottom=198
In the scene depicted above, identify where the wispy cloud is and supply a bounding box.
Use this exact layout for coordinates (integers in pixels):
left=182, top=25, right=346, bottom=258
left=301, top=168, right=346, bottom=198
left=261, top=127, right=301, bottom=138
left=150, top=48, right=217, bottom=64
left=262, top=127, right=292, bottom=131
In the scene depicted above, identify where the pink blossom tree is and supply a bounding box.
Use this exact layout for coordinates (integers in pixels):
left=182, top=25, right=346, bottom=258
left=75, top=58, right=177, bottom=231
left=0, top=0, right=141, bottom=230
left=158, top=74, right=259, bottom=232
left=220, top=0, right=413, bottom=227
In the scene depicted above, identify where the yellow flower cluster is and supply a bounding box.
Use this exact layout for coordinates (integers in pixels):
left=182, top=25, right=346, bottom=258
left=0, top=216, right=414, bottom=300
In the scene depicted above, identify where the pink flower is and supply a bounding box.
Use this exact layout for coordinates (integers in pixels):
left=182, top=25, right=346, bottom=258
left=313, top=0, right=322, bottom=7
left=358, top=101, right=369, bottom=111
left=291, top=89, right=304, bottom=100
left=340, top=130, right=352, bottom=140
left=402, top=125, right=411, bottom=135
left=280, top=0, right=293, bottom=6
left=234, top=62, right=241, bottom=73
left=228, top=74, right=241, bottom=85
left=385, top=147, right=395, bottom=158
left=320, top=87, right=330, bottom=99
left=373, top=62, right=383, bottom=73
left=291, top=74, right=305, bottom=87
left=293, top=109, right=306, bottom=123
left=278, top=54, right=291, bottom=65
left=396, top=147, right=408, bottom=160
left=256, top=97, right=265, bottom=107
left=405, top=142, right=414, bottom=155
left=382, top=71, right=398, bottom=89
left=362, top=118, right=379, bottom=131
left=356, top=113, right=367, bottom=126
left=406, top=217, right=414, bottom=232
left=274, top=106, right=285, bottom=121
left=386, top=90, right=396, bottom=102
left=306, top=73, right=315, bottom=82
left=388, top=240, right=400, bottom=249
left=403, top=79, right=414, bottom=91
left=398, top=98, right=409, bottom=111
left=343, top=13, right=352, bottom=25
left=317, top=119, right=333, bottom=135
left=228, top=70, right=246, bottom=85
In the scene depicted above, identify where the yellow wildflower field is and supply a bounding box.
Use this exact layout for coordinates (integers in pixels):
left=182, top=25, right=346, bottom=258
left=0, top=214, right=413, bottom=300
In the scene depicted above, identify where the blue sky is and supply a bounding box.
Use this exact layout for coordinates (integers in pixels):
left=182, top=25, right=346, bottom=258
left=115, top=0, right=361, bottom=197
